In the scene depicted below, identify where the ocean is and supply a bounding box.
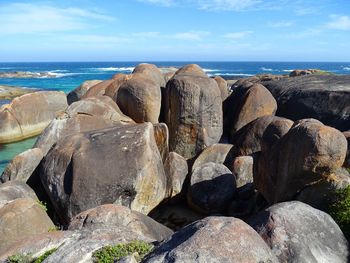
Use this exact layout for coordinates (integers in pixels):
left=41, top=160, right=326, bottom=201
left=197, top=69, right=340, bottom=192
left=0, top=61, right=350, bottom=174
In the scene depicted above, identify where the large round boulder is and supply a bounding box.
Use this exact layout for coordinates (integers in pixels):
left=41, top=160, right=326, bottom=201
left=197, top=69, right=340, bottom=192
left=67, top=80, right=102, bottom=104
left=0, top=198, right=55, bottom=254
left=40, top=123, right=167, bottom=224
left=0, top=91, right=67, bottom=143
left=132, top=63, right=166, bottom=88
left=164, top=152, right=188, bottom=198
left=223, top=82, right=277, bottom=139
left=68, top=204, right=173, bottom=242
left=262, top=74, right=350, bottom=131
left=117, top=74, right=162, bottom=123
left=164, top=64, right=223, bottom=159
left=0, top=181, right=38, bottom=208
left=255, top=119, right=347, bottom=204
left=248, top=201, right=349, bottom=263
left=187, top=162, right=236, bottom=214
left=143, top=216, right=278, bottom=263
left=212, top=76, right=229, bottom=100
left=81, top=79, right=114, bottom=99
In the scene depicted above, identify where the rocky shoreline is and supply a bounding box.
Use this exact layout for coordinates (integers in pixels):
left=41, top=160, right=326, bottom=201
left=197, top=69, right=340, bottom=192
left=0, top=64, right=349, bottom=262
left=0, top=85, right=37, bottom=100
left=0, top=71, right=58, bottom=79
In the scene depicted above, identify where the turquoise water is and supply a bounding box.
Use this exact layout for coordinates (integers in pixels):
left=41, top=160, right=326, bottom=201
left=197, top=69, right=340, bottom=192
left=0, top=137, right=37, bottom=174
left=0, top=61, right=350, bottom=174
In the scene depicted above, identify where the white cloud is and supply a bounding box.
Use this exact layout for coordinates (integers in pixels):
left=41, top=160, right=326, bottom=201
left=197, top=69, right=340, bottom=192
left=223, top=31, right=253, bottom=39
left=0, top=3, right=114, bottom=34
left=326, top=15, right=350, bottom=30
left=195, top=0, right=261, bottom=11
left=139, top=0, right=174, bottom=6
left=172, top=31, right=210, bottom=41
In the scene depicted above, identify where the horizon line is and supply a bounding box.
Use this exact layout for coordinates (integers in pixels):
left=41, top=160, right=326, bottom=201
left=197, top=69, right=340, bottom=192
left=1, top=60, right=350, bottom=63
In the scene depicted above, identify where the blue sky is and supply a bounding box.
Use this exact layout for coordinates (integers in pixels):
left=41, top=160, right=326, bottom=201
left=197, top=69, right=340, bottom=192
left=0, top=0, right=349, bottom=61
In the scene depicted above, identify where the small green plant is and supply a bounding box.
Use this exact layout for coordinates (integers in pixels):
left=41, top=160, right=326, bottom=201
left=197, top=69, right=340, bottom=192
left=36, top=200, right=47, bottom=212
left=329, top=185, right=350, bottom=239
left=48, top=226, right=60, bottom=232
left=92, top=240, right=153, bottom=263
left=7, top=253, right=32, bottom=263
left=33, top=248, right=57, bottom=263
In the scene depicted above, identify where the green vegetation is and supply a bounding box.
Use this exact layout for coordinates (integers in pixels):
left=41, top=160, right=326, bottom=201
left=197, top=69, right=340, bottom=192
left=33, top=248, right=57, bottom=263
left=92, top=240, right=153, bottom=263
left=36, top=200, right=47, bottom=212
left=7, top=254, right=32, bottom=263
left=7, top=248, right=57, bottom=263
left=329, top=185, right=350, bottom=239
left=47, top=226, right=60, bottom=232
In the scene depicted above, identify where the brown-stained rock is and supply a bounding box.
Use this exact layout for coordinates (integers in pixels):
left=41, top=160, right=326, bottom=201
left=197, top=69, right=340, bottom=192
left=0, top=198, right=55, bottom=254
left=82, top=79, right=114, bottom=99
left=164, top=152, right=188, bottom=198
left=248, top=201, right=349, bottom=263
left=255, top=119, right=348, bottom=204
left=132, top=63, right=166, bottom=88
left=104, top=73, right=129, bottom=99
left=223, top=83, right=277, bottom=139
left=230, top=115, right=293, bottom=156
left=231, top=156, right=253, bottom=188
left=187, top=162, right=236, bottom=214
left=0, top=91, right=67, bottom=143
left=117, top=74, right=162, bottom=123
left=212, top=76, right=229, bottom=100
left=1, top=148, right=43, bottom=183
left=40, top=123, right=167, bottom=224
left=143, top=216, right=278, bottom=263
left=0, top=181, right=38, bottom=209
left=191, top=143, right=234, bottom=172
left=67, top=80, right=102, bottom=104
left=153, top=123, right=169, bottom=163
left=68, top=204, right=173, bottom=242
left=164, top=64, right=223, bottom=159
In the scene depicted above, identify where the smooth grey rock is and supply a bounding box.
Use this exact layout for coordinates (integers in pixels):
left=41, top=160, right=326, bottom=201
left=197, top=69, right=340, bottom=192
left=0, top=181, right=38, bottom=209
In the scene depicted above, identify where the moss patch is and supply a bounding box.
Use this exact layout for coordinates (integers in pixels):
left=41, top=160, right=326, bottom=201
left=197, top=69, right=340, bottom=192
left=7, top=248, right=57, bottom=263
left=92, top=240, right=153, bottom=263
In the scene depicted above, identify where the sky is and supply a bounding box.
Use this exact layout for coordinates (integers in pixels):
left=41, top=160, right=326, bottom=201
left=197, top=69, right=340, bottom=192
left=0, top=0, right=349, bottom=62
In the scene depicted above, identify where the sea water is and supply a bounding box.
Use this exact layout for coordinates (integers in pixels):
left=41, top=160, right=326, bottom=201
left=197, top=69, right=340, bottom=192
left=0, top=61, right=350, bottom=174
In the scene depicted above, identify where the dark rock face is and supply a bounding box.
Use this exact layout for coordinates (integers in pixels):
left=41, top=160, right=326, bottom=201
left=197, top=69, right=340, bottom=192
left=230, top=115, right=293, bottom=156
left=187, top=162, right=236, bottom=214
left=68, top=204, right=173, bottom=242
left=67, top=80, right=102, bottom=104
left=1, top=148, right=43, bottom=183
left=249, top=201, right=349, bottom=263
left=164, top=65, right=223, bottom=159
left=344, top=131, right=350, bottom=168
left=143, top=216, right=278, bottom=263
left=117, top=74, right=162, bottom=123
left=223, top=82, right=277, bottom=139
left=255, top=119, right=347, bottom=204
left=0, top=181, right=38, bottom=208
left=0, top=198, right=55, bottom=254
left=0, top=91, right=68, bottom=143
left=40, top=123, right=167, bottom=224
left=262, top=74, right=350, bottom=131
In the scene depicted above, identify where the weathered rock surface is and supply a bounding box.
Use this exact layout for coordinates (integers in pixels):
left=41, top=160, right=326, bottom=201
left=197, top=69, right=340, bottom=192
left=164, top=152, right=188, bottom=198
left=105, top=74, right=129, bottom=99
left=165, top=64, right=223, bottom=159
left=82, top=79, right=114, bottom=99
left=249, top=201, right=349, bottom=263
left=67, top=80, right=102, bottom=104
left=255, top=119, right=347, bottom=204
left=230, top=115, right=293, bottom=156
left=0, top=148, right=43, bottom=183
left=212, top=76, right=229, bottom=100
left=40, top=123, right=167, bottom=224
left=0, top=91, right=68, bottom=143
left=223, top=82, right=277, bottom=138
left=143, top=216, right=278, bottom=263
left=153, top=123, right=169, bottom=163
left=231, top=156, right=254, bottom=188
left=191, top=143, right=234, bottom=172
left=0, top=181, right=37, bottom=208
left=117, top=74, right=161, bottom=123
left=187, top=162, right=236, bottom=214
left=344, top=131, right=350, bottom=168
left=68, top=204, right=173, bottom=241
left=34, top=96, right=134, bottom=155
left=0, top=85, right=36, bottom=100
left=132, top=63, right=166, bottom=88
left=262, top=74, right=350, bottom=131
left=0, top=198, right=55, bottom=254
left=289, top=69, right=331, bottom=77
